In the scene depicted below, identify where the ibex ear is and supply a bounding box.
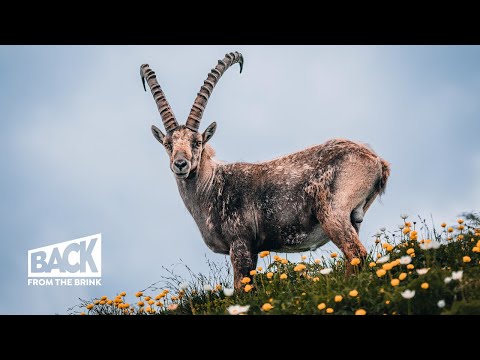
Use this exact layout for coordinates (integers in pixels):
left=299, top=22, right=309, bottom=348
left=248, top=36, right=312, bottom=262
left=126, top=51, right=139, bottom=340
left=202, top=122, right=217, bottom=144
left=151, top=125, right=165, bottom=144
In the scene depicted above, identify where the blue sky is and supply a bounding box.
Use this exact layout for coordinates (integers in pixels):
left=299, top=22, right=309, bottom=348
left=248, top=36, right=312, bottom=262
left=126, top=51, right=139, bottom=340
left=0, top=45, right=479, bottom=314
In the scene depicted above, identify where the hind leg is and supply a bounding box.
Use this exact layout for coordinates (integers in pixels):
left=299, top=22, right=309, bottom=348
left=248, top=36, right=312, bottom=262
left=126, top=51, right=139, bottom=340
left=318, top=210, right=368, bottom=275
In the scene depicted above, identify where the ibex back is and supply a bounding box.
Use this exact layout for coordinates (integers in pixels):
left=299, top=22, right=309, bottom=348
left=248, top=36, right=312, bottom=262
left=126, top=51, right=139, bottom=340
left=140, top=52, right=390, bottom=289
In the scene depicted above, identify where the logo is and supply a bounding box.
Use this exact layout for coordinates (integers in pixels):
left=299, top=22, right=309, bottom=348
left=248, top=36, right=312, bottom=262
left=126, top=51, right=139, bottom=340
left=27, top=233, right=102, bottom=286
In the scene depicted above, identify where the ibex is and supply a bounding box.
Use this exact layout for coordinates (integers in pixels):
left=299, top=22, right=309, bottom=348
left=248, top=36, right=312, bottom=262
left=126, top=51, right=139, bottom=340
left=140, top=52, right=390, bottom=289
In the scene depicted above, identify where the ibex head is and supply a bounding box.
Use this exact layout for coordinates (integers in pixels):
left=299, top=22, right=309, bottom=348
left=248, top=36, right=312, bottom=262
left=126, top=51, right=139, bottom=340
left=141, top=52, right=243, bottom=179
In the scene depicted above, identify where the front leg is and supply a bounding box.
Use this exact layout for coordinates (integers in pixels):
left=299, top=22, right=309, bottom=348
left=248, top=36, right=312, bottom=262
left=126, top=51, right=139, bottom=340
left=230, top=240, right=258, bottom=290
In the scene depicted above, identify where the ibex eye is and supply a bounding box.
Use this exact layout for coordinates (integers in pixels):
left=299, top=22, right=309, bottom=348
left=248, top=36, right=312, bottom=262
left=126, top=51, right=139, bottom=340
left=196, top=141, right=202, bottom=147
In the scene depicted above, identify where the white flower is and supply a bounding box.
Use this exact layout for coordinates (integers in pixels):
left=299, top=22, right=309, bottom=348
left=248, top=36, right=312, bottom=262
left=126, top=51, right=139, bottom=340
left=399, top=256, right=412, bottom=265
left=203, top=284, right=213, bottom=291
left=223, top=288, right=234, bottom=297
left=320, top=268, right=333, bottom=275
left=380, top=227, right=386, bottom=232
left=437, top=300, right=446, bottom=308
left=416, top=268, right=430, bottom=275
left=419, top=241, right=441, bottom=250
left=444, top=277, right=452, bottom=284
left=398, top=224, right=405, bottom=230
left=179, top=282, right=189, bottom=290
left=400, top=214, right=409, bottom=220
left=374, top=232, right=382, bottom=238
left=227, top=305, right=250, bottom=315
left=401, top=290, right=416, bottom=299
left=376, top=254, right=390, bottom=264
left=451, top=270, right=463, bottom=281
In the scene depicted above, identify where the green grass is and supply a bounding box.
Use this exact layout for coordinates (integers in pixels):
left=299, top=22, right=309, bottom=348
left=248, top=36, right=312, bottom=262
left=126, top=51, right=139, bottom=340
left=72, top=213, right=480, bottom=315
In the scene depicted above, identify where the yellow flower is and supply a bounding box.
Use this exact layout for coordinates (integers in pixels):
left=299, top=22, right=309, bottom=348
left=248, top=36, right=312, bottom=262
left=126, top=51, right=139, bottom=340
left=315, top=259, right=321, bottom=264
left=100, top=296, right=107, bottom=301
left=407, top=264, right=414, bottom=270
left=259, top=251, right=270, bottom=258
left=411, top=230, right=418, bottom=237
left=405, top=222, right=411, bottom=227
left=473, top=247, right=480, bottom=253
left=163, top=289, right=170, bottom=294
left=326, top=308, right=334, bottom=314
left=406, top=248, right=414, bottom=255
left=80, top=312, right=86, bottom=315
left=144, top=296, right=151, bottom=302
left=421, top=282, right=429, bottom=289
left=376, top=269, right=387, bottom=277
left=334, top=295, right=343, bottom=302
left=313, top=277, right=319, bottom=282
left=350, top=258, right=361, bottom=266
left=386, top=245, right=394, bottom=252
left=403, top=228, right=411, bottom=235
left=137, top=301, right=144, bottom=307
left=124, top=303, right=130, bottom=308
left=107, top=300, right=113, bottom=305
left=156, top=301, right=163, bottom=307
left=369, top=262, right=376, bottom=268
left=330, top=252, right=338, bottom=258
left=385, top=300, right=390, bottom=305
left=349, top=290, right=359, bottom=297
left=244, top=284, right=253, bottom=292
left=280, top=273, right=288, bottom=280
left=262, top=303, right=274, bottom=312
left=119, top=292, right=126, bottom=297
left=249, top=270, right=257, bottom=276
left=382, top=263, right=393, bottom=271
left=241, top=277, right=251, bottom=284
left=377, top=253, right=382, bottom=259
left=458, top=225, right=465, bottom=231
left=281, top=259, right=288, bottom=264
left=355, top=309, right=366, bottom=315
left=457, top=219, right=464, bottom=224
left=274, top=255, right=281, bottom=261
left=86, top=304, right=94, bottom=310
left=99, top=300, right=106, bottom=305
left=257, top=266, right=263, bottom=271
left=294, top=264, right=306, bottom=272
left=135, top=291, right=143, bottom=298
left=317, top=303, right=326, bottom=310
left=399, top=273, right=407, bottom=281
left=458, top=235, right=464, bottom=240
left=447, top=227, right=454, bottom=233
left=382, top=243, right=389, bottom=249
left=301, top=255, right=307, bottom=260
left=148, top=299, right=155, bottom=305
left=93, top=300, right=100, bottom=305
left=463, top=256, right=471, bottom=263
left=441, top=222, right=447, bottom=228
left=391, top=279, right=400, bottom=287
left=267, top=272, right=274, bottom=279
left=145, top=306, right=151, bottom=313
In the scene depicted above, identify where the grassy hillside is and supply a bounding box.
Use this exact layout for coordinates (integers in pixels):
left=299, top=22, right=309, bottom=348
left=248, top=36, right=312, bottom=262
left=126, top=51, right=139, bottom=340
left=72, top=213, right=480, bottom=315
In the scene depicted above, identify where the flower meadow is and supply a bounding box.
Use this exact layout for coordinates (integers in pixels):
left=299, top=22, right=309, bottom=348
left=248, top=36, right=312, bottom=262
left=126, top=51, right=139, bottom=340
left=71, top=213, right=480, bottom=315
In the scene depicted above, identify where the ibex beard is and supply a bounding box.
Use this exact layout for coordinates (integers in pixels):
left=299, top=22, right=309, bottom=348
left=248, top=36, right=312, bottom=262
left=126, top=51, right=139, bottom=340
left=141, top=52, right=390, bottom=290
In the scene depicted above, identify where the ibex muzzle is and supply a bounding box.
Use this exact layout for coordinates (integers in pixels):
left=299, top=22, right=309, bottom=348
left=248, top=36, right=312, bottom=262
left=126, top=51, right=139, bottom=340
left=141, top=52, right=390, bottom=290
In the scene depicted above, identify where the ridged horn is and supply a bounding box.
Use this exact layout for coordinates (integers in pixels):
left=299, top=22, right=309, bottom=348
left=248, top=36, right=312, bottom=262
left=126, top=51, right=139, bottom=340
left=185, top=51, right=244, bottom=132
left=140, top=64, right=178, bottom=134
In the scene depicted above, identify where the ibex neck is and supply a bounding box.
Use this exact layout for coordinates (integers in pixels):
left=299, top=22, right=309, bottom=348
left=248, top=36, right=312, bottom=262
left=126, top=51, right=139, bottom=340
left=175, top=145, right=220, bottom=214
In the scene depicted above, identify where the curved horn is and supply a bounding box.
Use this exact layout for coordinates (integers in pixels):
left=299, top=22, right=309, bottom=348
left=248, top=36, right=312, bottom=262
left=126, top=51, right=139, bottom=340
left=140, top=64, right=178, bottom=134
left=185, top=51, right=244, bottom=132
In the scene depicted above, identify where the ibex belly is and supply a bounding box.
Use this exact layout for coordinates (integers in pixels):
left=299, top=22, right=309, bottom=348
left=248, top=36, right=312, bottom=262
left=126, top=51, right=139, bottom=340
left=277, top=224, right=331, bottom=253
